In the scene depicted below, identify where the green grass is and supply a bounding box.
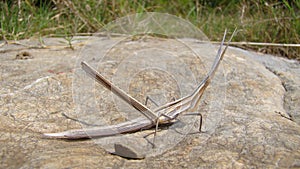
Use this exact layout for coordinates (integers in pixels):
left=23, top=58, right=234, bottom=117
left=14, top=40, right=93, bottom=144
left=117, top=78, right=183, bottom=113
left=0, top=0, right=299, bottom=60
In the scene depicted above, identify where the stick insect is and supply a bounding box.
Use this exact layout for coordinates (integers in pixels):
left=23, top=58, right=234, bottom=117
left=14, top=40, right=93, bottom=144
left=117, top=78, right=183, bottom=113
left=43, top=29, right=236, bottom=145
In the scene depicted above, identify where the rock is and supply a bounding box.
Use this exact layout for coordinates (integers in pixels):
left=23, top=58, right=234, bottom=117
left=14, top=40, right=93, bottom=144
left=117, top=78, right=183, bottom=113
left=0, top=36, right=299, bottom=168
left=114, top=143, right=146, bottom=159
left=239, top=48, right=300, bottom=125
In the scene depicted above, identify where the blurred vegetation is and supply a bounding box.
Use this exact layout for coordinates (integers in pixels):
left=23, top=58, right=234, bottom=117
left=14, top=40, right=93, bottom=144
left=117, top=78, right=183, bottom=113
left=0, top=0, right=299, bottom=60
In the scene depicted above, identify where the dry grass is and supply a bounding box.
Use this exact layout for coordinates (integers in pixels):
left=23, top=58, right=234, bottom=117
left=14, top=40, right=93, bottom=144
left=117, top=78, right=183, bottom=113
left=0, top=0, right=299, bottom=60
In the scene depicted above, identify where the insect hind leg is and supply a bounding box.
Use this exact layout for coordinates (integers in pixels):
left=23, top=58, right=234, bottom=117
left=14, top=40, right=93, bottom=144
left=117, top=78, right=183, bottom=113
left=184, top=112, right=203, bottom=132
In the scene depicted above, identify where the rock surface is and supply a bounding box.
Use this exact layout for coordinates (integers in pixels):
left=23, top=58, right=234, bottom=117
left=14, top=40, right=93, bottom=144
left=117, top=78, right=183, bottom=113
left=0, top=36, right=299, bottom=168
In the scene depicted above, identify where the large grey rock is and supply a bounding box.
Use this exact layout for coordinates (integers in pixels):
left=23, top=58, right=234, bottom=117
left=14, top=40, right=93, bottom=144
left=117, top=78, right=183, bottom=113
left=0, top=36, right=299, bottom=168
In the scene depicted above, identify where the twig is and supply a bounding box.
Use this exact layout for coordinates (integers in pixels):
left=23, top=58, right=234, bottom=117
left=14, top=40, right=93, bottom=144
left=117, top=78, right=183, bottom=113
left=210, top=41, right=300, bottom=47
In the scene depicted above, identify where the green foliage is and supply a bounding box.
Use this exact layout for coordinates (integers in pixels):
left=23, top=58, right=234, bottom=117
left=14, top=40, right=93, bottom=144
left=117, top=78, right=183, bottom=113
left=0, top=0, right=299, bottom=59
left=0, top=0, right=55, bottom=39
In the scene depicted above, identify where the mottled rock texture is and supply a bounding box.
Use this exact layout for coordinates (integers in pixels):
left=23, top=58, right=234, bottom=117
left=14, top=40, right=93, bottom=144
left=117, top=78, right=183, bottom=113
left=0, top=36, right=299, bottom=168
